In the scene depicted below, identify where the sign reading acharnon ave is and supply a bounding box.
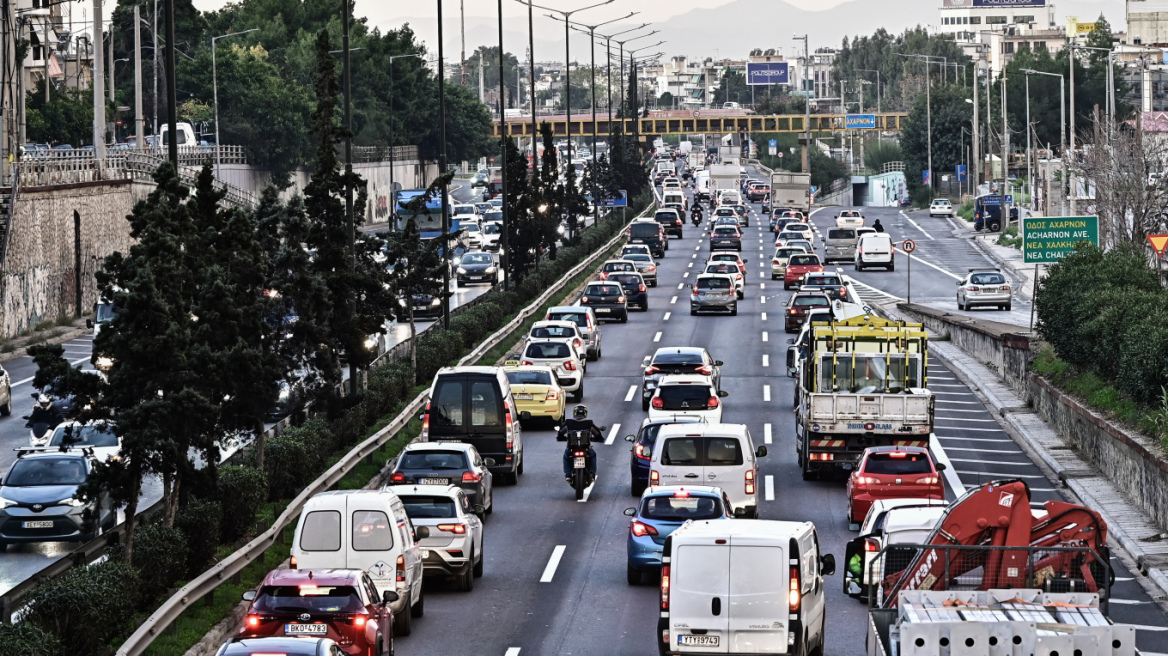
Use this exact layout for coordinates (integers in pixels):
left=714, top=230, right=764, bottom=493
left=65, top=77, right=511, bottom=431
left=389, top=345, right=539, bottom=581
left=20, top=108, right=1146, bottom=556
left=1022, top=216, right=1099, bottom=264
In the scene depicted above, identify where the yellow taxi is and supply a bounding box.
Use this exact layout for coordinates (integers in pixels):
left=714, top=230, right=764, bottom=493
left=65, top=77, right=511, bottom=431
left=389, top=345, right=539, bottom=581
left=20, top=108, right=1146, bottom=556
left=770, top=244, right=811, bottom=281
left=502, top=364, right=566, bottom=425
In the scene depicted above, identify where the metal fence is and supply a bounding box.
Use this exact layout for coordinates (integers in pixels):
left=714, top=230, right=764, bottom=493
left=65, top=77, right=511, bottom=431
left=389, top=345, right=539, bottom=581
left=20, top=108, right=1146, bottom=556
left=353, top=145, right=419, bottom=164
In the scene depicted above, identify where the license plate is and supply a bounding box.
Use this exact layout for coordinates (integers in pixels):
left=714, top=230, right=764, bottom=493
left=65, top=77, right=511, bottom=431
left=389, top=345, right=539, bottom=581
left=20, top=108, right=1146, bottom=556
left=419, top=478, right=449, bottom=485
left=595, top=308, right=610, bottom=313
left=573, top=457, right=586, bottom=468
left=434, top=439, right=460, bottom=443
left=678, top=635, right=720, bottom=647
left=515, top=393, right=533, bottom=400
left=286, top=624, right=327, bottom=635
left=22, top=520, right=53, bottom=529
left=468, top=276, right=482, bottom=280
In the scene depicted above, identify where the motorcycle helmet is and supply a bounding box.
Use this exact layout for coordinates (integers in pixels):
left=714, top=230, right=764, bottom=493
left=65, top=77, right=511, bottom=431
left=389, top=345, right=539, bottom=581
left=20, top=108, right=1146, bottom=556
left=572, top=404, right=588, bottom=420
left=36, top=394, right=52, bottom=410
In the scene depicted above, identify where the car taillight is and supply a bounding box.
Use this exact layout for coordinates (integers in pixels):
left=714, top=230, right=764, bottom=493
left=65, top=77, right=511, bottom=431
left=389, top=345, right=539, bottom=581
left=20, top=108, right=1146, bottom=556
left=650, top=470, right=660, bottom=485
left=353, top=615, right=367, bottom=628
left=647, top=265, right=656, bottom=271
left=840, top=287, right=847, bottom=297
left=645, top=365, right=660, bottom=375
left=707, top=395, right=720, bottom=409
left=581, top=296, right=589, bottom=303
left=773, top=259, right=781, bottom=264
left=437, top=523, right=468, bottom=534
left=635, top=444, right=651, bottom=460
left=917, top=476, right=939, bottom=485
left=396, top=555, right=406, bottom=582
left=246, top=615, right=261, bottom=628
left=574, top=338, right=582, bottom=349
left=789, top=567, right=801, bottom=611
left=290, top=556, right=297, bottom=569
left=854, top=476, right=877, bottom=486
left=391, top=471, right=406, bottom=483
left=546, top=389, right=559, bottom=401
left=505, top=410, right=514, bottom=450
left=696, top=365, right=713, bottom=375
left=598, top=273, right=607, bottom=280
left=631, top=521, right=659, bottom=537
left=564, top=360, right=578, bottom=371
left=462, top=471, right=482, bottom=483
left=789, top=309, right=798, bottom=315
left=422, top=402, right=431, bottom=436
left=618, top=296, right=626, bottom=303
left=639, top=284, right=646, bottom=292
left=651, top=397, right=664, bottom=409
left=521, top=360, right=534, bottom=366
left=967, top=286, right=980, bottom=292
left=692, top=285, right=699, bottom=294
left=661, top=564, right=671, bottom=610
left=864, top=538, right=880, bottom=552
left=1001, top=285, right=1011, bottom=291
left=745, top=470, right=755, bottom=495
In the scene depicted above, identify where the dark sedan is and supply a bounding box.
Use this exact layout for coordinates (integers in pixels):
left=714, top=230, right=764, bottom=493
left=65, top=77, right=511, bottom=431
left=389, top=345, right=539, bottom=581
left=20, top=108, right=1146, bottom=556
left=606, top=272, right=650, bottom=311
left=710, top=226, right=742, bottom=251
left=624, top=416, right=707, bottom=495
left=580, top=282, right=628, bottom=323
left=785, top=292, right=832, bottom=333
left=456, top=252, right=500, bottom=286
left=388, top=443, right=494, bottom=515
left=401, top=292, right=443, bottom=318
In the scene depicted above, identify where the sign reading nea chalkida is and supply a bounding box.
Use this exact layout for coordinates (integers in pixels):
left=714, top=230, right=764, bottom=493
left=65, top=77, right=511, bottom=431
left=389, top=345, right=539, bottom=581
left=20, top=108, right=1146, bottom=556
left=1022, top=216, right=1099, bottom=264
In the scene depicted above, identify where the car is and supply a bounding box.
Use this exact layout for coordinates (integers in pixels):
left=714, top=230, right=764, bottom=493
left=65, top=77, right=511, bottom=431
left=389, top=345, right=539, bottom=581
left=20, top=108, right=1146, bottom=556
left=489, top=198, right=503, bottom=210
left=854, top=497, right=950, bottom=534
left=480, top=221, right=502, bottom=251
left=689, top=273, right=737, bottom=317
left=957, top=268, right=1013, bottom=311
left=835, top=210, right=865, bottom=228
left=797, top=272, right=851, bottom=302
left=0, top=449, right=115, bottom=548
left=640, top=347, right=723, bottom=412
left=605, top=271, right=650, bottom=311
left=785, top=222, right=815, bottom=244
left=855, top=232, right=895, bottom=271
left=647, top=374, right=727, bottom=424
left=713, top=215, right=740, bottom=229
left=620, top=252, right=658, bottom=286
left=784, top=292, right=831, bottom=333
left=238, top=568, right=395, bottom=655
left=619, top=244, right=652, bottom=259
left=624, top=416, right=708, bottom=494
left=519, top=340, right=584, bottom=400
left=0, top=363, right=10, bottom=416
left=771, top=245, right=809, bottom=280
left=42, top=421, right=121, bottom=461
left=705, top=252, right=746, bottom=269
left=545, top=306, right=602, bottom=360
left=783, top=253, right=824, bottom=290
left=400, top=291, right=442, bottom=318
left=460, top=221, right=484, bottom=249
left=746, top=183, right=770, bottom=202
left=502, top=365, right=566, bottom=424
left=929, top=198, right=954, bottom=217
left=215, top=637, right=343, bottom=656
left=472, top=170, right=489, bottom=187
left=846, top=446, right=945, bottom=528
left=627, top=220, right=667, bottom=258
left=623, top=485, right=733, bottom=583
left=703, top=262, right=745, bottom=299
left=579, top=281, right=628, bottom=323
left=731, top=203, right=750, bottom=227
left=522, top=320, right=587, bottom=364
left=653, top=209, right=684, bottom=238
left=451, top=203, right=477, bottom=221
left=823, top=227, right=860, bottom=264
left=455, top=252, right=500, bottom=286
left=709, top=225, right=742, bottom=251
left=421, top=366, right=524, bottom=483
left=474, top=202, right=493, bottom=215
left=388, top=443, right=494, bottom=514
left=396, top=484, right=485, bottom=589
left=774, top=230, right=806, bottom=248
left=647, top=423, right=761, bottom=518
left=597, top=259, right=637, bottom=281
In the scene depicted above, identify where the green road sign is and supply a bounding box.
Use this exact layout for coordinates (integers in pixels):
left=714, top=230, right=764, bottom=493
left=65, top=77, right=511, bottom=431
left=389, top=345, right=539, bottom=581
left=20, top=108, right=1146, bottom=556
left=1022, top=216, right=1099, bottom=264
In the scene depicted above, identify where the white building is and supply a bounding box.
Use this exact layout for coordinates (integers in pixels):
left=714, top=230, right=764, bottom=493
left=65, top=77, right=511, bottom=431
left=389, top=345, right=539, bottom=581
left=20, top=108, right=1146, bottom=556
left=1127, top=0, right=1168, bottom=45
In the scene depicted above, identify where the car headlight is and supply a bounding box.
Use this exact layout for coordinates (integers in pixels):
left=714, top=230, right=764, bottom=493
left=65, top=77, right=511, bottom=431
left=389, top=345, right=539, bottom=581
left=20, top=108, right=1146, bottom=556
left=364, top=337, right=378, bottom=350
left=457, top=267, right=467, bottom=274
left=484, top=266, right=497, bottom=274
left=430, top=297, right=441, bottom=307
left=95, top=356, right=114, bottom=370
left=398, top=299, right=407, bottom=307
left=59, top=496, right=87, bottom=507
left=0, top=497, right=16, bottom=509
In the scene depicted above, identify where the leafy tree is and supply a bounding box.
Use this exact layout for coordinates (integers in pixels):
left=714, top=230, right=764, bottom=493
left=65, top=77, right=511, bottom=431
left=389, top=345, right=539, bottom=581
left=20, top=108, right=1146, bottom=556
left=832, top=27, right=970, bottom=112
left=501, top=135, right=536, bottom=281
left=607, top=124, right=646, bottom=198
left=527, top=122, right=565, bottom=261
left=461, top=46, right=520, bottom=107
left=901, top=84, right=969, bottom=203
left=25, top=81, right=96, bottom=146
left=657, top=91, right=675, bottom=110
left=713, top=71, right=749, bottom=107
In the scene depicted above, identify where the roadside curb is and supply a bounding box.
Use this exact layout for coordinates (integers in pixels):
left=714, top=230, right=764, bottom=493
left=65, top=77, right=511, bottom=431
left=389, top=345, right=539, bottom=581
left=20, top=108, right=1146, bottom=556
left=965, top=234, right=1034, bottom=301
left=0, top=326, right=90, bottom=365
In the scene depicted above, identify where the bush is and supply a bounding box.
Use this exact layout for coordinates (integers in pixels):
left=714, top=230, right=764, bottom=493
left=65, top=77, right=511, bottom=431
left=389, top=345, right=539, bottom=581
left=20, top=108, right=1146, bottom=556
left=23, top=560, right=140, bottom=656
left=415, top=329, right=464, bottom=381
left=175, top=497, right=223, bottom=576
left=264, top=419, right=327, bottom=499
left=1117, top=311, right=1168, bottom=405
left=133, top=522, right=189, bottom=600
left=216, top=465, right=268, bottom=540
left=0, top=623, right=62, bottom=656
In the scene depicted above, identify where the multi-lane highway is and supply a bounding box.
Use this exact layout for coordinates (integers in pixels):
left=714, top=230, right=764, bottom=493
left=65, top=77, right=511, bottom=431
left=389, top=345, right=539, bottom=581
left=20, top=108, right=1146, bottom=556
left=387, top=176, right=1168, bottom=656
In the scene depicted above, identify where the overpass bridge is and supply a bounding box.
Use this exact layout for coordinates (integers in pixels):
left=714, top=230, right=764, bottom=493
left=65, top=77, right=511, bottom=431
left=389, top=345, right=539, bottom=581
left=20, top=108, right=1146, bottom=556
left=490, top=112, right=909, bottom=140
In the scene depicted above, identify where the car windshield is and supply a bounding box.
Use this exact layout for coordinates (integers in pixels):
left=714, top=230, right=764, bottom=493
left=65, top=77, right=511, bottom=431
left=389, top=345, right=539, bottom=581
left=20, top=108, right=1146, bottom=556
left=4, top=457, right=87, bottom=486
left=970, top=273, right=1006, bottom=285
left=453, top=206, right=474, bottom=215
left=586, top=285, right=621, bottom=296
left=462, top=253, right=492, bottom=265
left=793, top=296, right=830, bottom=307
left=641, top=495, right=724, bottom=521
left=525, top=342, right=572, bottom=359
left=696, top=277, right=732, bottom=290
left=252, top=585, right=365, bottom=614
left=865, top=452, right=933, bottom=475
left=657, top=384, right=713, bottom=409
left=464, top=224, right=481, bottom=233
left=531, top=325, right=576, bottom=338
left=483, top=222, right=502, bottom=233
left=48, top=425, right=118, bottom=448
left=789, top=255, right=819, bottom=266
left=399, top=495, right=459, bottom=519
left=399, top=450, right=468, bottom=470
left=506, top=369, right=554, bottom=385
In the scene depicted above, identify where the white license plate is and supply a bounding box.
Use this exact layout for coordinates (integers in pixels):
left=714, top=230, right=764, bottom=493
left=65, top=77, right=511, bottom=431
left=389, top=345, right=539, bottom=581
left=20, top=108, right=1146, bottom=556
left=573, top=457, right=586, bottom=468
left=595, top=308, right=610, bottom=313
left=419, top=478, right=449, bottom=485
left=515, top=393, right=533, bottom=400
left=22, top=520, right=53, bottom=529
left=678, top=635, right=720, bottom=647
left=286, top=623, right=327, bottom=635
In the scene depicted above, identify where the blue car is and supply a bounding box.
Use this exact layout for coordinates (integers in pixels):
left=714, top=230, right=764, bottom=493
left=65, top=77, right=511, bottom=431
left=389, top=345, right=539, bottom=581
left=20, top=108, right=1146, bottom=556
left=624, top=485, right=733, bottom=584
left=624, top=416, right=706, bottom=496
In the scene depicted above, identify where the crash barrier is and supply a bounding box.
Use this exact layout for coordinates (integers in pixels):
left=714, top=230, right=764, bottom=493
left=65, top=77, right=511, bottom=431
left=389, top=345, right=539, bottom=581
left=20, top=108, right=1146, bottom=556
left=112, top=196, right=656, bottom=656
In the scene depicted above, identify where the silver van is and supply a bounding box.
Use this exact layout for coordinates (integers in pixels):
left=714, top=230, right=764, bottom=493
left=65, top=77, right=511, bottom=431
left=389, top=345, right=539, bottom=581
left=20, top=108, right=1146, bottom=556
left=823, top=227, right=858, bottom=263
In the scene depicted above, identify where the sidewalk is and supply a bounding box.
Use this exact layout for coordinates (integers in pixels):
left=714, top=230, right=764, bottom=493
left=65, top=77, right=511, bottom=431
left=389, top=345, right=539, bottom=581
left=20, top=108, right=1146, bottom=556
left=969, top=232, right=1047, bottom=303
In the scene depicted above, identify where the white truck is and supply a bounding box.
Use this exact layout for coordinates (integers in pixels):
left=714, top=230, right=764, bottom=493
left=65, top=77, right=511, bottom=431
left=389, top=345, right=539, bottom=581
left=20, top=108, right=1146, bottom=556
left=771, top=171, right=812, bottom=213
left=709, top=164, right=740, bottom=202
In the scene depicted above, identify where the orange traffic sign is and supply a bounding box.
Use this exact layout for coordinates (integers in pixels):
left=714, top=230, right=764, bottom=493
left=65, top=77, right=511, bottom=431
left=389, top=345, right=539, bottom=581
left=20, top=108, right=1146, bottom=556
left=1148, top=233, right=1168, bottom=257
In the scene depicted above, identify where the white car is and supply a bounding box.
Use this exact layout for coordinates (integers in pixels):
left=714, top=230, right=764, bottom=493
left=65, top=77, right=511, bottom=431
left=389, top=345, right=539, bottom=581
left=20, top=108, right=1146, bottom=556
left=520, top=339, right=585, bottom=400
left=461, top=222, right=483, bottom=248
left=523, top=320, right=588, bottom=366
left=835, top=210, right=865, bottom=228
left=394, top=484, right=485, bottom=591
left=844, top=504, right=947, bottom=601
left=785, top=222, right=815, bottom=245
left=451, top=203, right=477, bottom=221
left=648, top=423, right=763, bottom=517
left=647, top=374, right=727, bottom=424
left=480, top=221, right=502, bottom=251
left=41, top=421, right=122, bottom=461
left=929, top=199, right=954, bottom=217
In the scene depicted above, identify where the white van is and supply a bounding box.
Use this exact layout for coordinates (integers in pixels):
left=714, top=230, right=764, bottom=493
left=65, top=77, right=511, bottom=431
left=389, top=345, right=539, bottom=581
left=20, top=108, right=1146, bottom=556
left=716, top=189, right=741, bottom=206
left=662, top=190, right=688, bottom=211
left=649, top=424, right=762, bottom=518
left=291, top=489, right=428, bottom=635
left=855, top=232, right=895, bottom=271
left=659, top=519, right=835, bottom=656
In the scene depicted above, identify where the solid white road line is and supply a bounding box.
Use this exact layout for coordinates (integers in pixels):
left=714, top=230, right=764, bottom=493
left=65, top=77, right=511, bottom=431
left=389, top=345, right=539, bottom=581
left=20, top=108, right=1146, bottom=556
left=664, top=312, right=671, bottom=320
left=654, top=332, right=662, bottom=342
left=956, top=470, right=1046, bottom=479
left=606, top=424, right=621, bottom=445
left=761, top=332, right=768, bottom=342
left=624, top=385, right=637, bottom=402
left=892, top=248, right=961, bottom=279
left=540, top=545, right=567, bottom=582
left=930, top=438, right=966, bottom=495
left=761, top=312, right=767, bottom=321
left=934, top=417, right=999, bottom=423
left=950, top=458, right=1031, bottom=466
left=848, top=278, right=906, bottom=302
left=942, top=446, right=1021, bottom=454
left=505, top=649, right=523, bottom=656
left=764, top=423, right=773, bottom=444
left=765, top=475, right=775, bottom=501
left=763, top=385, right=771, bottom=402
left=578, top=479, right=596, bottom=502
left=900, top=211, right=935, bottom=240
left=670, top=296, right=678, bottom=304
left=12, top=376, right=35, bottom=388
left=762, top=354, right=769, bottom=367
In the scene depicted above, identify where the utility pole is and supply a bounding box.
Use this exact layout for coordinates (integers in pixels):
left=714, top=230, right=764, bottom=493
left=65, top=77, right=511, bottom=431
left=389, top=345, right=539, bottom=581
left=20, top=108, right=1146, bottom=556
left=527, top=0, right=537, bottom=166
left=438, top=0, right=451, bottom=330
left=164, top=0, right=177, bottom=164
left=972, top=60, right=980, bottom=191
left=497, top=0, right=509, bottom=289
left=93, top=0, right=107, bottom=163
left=134, top=5, right=144, bottom=147
left=342, top=0, right=357, bottom=385
left=1069, top=47, right=1077, bottom=215
left=460, top=0, right=466, bottom=86
left=794, top=34, right=810, bottom=177
left=153, top=0, right=159, bottom=139
left=108, top=26, right=115, bottom=103
left=1001, top=74, right=1009, bottom=229
left=478, top=56, right=485, bottom=102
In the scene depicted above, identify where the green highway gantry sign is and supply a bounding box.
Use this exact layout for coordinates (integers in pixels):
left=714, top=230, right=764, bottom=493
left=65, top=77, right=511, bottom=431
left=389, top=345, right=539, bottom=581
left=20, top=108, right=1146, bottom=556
left=1022, top=216, right=1099, bottom=264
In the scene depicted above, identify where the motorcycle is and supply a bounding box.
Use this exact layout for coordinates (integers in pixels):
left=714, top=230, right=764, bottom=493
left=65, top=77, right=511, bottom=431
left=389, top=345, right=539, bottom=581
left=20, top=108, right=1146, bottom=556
left=691, top=211, right=703, bottom=227
left=23, top=394, right=63, bottom=447
left=560, top=425, right=606, bottom=500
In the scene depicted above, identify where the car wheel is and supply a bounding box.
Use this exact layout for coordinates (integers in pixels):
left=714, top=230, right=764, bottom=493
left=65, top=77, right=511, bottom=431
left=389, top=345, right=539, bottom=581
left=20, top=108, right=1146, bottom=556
left=457, top=556, right=475, bottom=592
left=730, top=305, right=738, bottom=317
left=576, top=383, right=585, bottom=401
left=456, top=281, right=465, bottom=288
left=474, top=542, right=485, bottom=577
left=736, top=290, right=743, bottom=300
left=801, top=467, right=818, bottom=481
left=1004, top=303, right=1012, bottom=311
left=783, top=282, right=790, bottom=290
left=0, top=394, right=10, bottom=417
left=632, top=479, right=647, bottom=497
left=627, top=564, right=643, bottom=585
left=641, top=303, right=650, bottom=312
left=619, top=312, right=628, bottom=323
left=771, top=274, right=778, bottom=280
left=394, top=594, right=414, bottom=636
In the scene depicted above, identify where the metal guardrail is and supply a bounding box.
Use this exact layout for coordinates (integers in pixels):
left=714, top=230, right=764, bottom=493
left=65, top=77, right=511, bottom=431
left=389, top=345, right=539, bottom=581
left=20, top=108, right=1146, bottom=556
left=113, top=198, right=655, bottom=656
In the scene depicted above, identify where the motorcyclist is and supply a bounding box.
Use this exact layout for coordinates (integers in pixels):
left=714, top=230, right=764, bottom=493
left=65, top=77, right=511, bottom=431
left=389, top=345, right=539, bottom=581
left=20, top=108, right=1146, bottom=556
left=691, top=205, right=703, bottom=226
left=873, top=218, right=885, bottom=233
left=560, top=404, right=602, bottom=481
left=27, top=394, right=63, bottom=429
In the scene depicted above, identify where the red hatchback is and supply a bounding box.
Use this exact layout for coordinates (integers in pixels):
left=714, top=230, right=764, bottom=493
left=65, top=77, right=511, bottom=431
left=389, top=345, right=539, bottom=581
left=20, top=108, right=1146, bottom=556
left=846, top=447, right=945, bottom=526
left=240, top=569, right=397, bottom=656
left=783, top=253, right=824, bottom=290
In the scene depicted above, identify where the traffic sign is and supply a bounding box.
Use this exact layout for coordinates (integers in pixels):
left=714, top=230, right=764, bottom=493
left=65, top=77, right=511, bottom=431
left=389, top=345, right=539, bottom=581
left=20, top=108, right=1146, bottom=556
left=1022, top=216, right=1100, bottom=264
left=902, top=239, right=917, bottom=253
left=597, top=190, right=628, bottom=208
left=845, top=114, right=877, bottom=130
left=1148, top=233, right=1168, bottom=256
left=980, top=195, right=1014, bottom=206
left=768, top=139, right=777, bottom=156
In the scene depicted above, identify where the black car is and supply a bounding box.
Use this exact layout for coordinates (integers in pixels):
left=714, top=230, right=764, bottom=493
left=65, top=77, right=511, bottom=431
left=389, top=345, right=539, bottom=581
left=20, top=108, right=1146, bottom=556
left=579, top=282, right=628, bottom=323
left=402, top=293, right=442, bottom=318
left=388, top=444, right=494, bottom=515
left=799, top=272, right=851, bottom=302
left=640, top=346, right=723, bottom=411
left=456, top=252, right=500, bottom=286
left=624, top=416, right=707, bottom=495
left=628, top=221, right=668, bottom=258
left=654, top=209, right=684, bottom=238
left=710, top=226, right=742, bottom=251
left=606, top=272, right=649, bottom=311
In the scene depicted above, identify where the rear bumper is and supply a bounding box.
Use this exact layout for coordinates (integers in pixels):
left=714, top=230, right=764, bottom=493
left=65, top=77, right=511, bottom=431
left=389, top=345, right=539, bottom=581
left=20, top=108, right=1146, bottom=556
left=962, top=293, right=1011, bottom=306
left=692, top=297, right=736, bottom=313
left=422, top=547, right=473, bottom=577
left=587, top=304, right=627, bottom=319
left=627, top=535, right=665, bottom=570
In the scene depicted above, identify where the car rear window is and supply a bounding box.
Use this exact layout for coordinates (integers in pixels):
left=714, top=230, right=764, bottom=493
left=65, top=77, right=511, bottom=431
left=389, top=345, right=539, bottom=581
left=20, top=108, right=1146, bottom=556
left=399, top=495, right=458, bottom=519
left=778, top=232, right=802, bottom=240
left=716, top=208, right=735, bottom=216
left=807, top=276, right=843, bottom=286
left=624, top=254, right=651, bottom=262
left=864, top=452, right=933, bottom=475
left=657, top=384, right=714, bottom=410
left=787, top=224, right=809, bottom=231
left=660, top=437, right=743, bottom=466
left=352, top=509, right=394, bottom=551
left=506, top=369, right=554, bottom=385
left=253, top=585, right=365, bottom=614
left=49, top=425, right=118, bottom=448
left=547, top=311, right=587, bottom=328
left=630, top=223, right=662, bottom=238
left=609, top=273, right=641, bottom=285
left=697, top=277, right=732, bottom=290
left=400, top=450, right=468, bottom=470
left=531, top=325, right=576, bottom=339
left=525, top=342, right=572, bottom=359
left=586, top=284, right=622, bottom=296
left=641, top=495, right=724, bottom=521
left=705, top=264, right=739, bottom=274
left=655, top=212, right=679, bottom=222
left=653, top=352, right=704, bottom=365
left=790, top=255, right=820, bottom=265
left=430, top=379, right=465, bottom=427
left=604, top=262, right=634, bottom=271
left=300, top=510, right=341, bottom=551
left=713, top=227, right=739, bottom=236
left=794, top=296, right=830, bottom=307
left=5, top=456, right=88, bottom=486
left=775, top=248, right=805, bottom=259
left=707, top=438, right=744, bottom=465
left=469, top=380, right=502, bottom=427
left=970, top=273, right=1006, bottom=285
left=828, top=229, right=856, bottom=240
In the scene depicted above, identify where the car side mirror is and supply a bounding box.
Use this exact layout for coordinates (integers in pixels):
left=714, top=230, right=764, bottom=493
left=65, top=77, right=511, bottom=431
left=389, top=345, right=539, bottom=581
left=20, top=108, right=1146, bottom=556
left=241, top=589, right=257, bottom=602
left=956, top=281, right=962, bottom=286
left=743, top=259, right=748, bottom=263
left=787, top=338, right=795, bottom=345
left=473, top=504, right=486, bottom=515
left=623, top=507, right=636, bottom=516
left=624, top=434, right=636, bottom=443
left=86, top=319, right=94, bottom=329
left=936, top=463, right=947, bottom=471
left=484, top=458, right=496, bottom=467
left=714, top=360, right=723, bottom=367
left=415, top=526, right=430, bottom=540
left=821, top=554, right=837, bottom=576
left=733, top=507, right=748, bottom=517
left=718, top=390, right=729, bottom=398
left=382, top=590, right=400, bottom=604
left=641, top=356, right=651, bottom=368
left=755, top=446, right=767, bottom=458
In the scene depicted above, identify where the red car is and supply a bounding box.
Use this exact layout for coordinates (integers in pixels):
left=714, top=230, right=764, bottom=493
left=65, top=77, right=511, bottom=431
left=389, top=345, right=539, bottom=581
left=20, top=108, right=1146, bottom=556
left=240, top=568, right=397, bottom=656
left=783, top=253, right=824, bottom=290
left=784, top=292, right=831, bottom=333
left=846, top=447, right=945, bottom=526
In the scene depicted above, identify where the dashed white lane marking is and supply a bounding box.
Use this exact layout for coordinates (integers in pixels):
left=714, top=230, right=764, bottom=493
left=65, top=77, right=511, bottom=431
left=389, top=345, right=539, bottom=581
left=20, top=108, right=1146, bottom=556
left=691, top=253, right=696, bottom=259
left=687, top=262, right=693, bottom=268
left=670, top=296, right=678, bottom=304
left=764, top=423, right=773, bottom=444
left=694, top=245, right=700, bottom=251
left=505, top=649, right=523, bottom=656
left=761, top=296, right=766, bottom=304
left=1109, top=599, right=1152, bottom=606
left=541, top=545, right=567, bottom=581
left=763, top=385, right=771, bottom=402
left=758, top=271, right=764, bottom=278
left=901, top=211, right=935, bottom=240
left=765, top=475, right=775, bottom=501
left=677, top=283, right=684, bottom=289
left=606, top=423, right=621, bottom=445
left=761, top=312, right=767, bottom=321
left=761, top=332, right=768, bottom=342
left=624, top=385, right=637, bottom=402
left=931, top=438, right=965, bottom=494
left=683, top=272, right=690, bottom=278
left=664, top=312, right=671, bottom=320
left=654, top=332, right=662, bottom=342
left=762, top=354, right=769, bottom=367
left=760, top=283, right=765, bottom=289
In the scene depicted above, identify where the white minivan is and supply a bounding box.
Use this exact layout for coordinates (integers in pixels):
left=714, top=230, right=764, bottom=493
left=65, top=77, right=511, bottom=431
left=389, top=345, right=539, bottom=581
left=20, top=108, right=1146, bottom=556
left=658, top=519, right=835, bottom=656
left=855, top=232, right=895, bottom=271
left=649, top=424, right=763, bottom=518
left=291, top=489, right=428, bottom=635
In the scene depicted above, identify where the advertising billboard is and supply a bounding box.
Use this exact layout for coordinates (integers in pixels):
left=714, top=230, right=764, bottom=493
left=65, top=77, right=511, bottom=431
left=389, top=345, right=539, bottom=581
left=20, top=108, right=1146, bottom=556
left=746, top=61, right=789, bottom=86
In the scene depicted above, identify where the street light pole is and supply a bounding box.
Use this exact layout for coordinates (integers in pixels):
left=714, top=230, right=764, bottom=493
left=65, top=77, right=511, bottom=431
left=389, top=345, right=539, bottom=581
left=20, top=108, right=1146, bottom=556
left=388, top=53, right=425, bottom=230
left=899, top=53, right=934, bottom=192
left=611, top=29, right=658, bottom=117
left=212, top=28, right=257, bottom=180
left=596, top=24, right=648, bottom=126
left=164, top=0, right=177, bottom=164
left=497, top=0, right=509, bottom=289
left=438, top=0, right=451, bottom=329
left=794, top=34, right=809, bottom=177
left=1021, top=68, right=1065, bottom=214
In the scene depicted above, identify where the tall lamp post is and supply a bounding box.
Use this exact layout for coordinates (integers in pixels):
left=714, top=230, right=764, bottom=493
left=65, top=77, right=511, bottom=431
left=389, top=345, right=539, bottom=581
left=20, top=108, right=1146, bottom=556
left=212, top=28, right=258, bottom=181
left=611, top=30, right=659, bottom=117
left=898, top=53, right=942, bottom=193
left=388, top=53, right=426, bottom=230
left=1020, top=68, right=1065, bottom=214
left=437, top=0, right=452, bottom=329
left=594, top=23, right=650, bottom=125
left=793, top=34, right=810, bottom=178
left=622, top=43, right=665, bottom=154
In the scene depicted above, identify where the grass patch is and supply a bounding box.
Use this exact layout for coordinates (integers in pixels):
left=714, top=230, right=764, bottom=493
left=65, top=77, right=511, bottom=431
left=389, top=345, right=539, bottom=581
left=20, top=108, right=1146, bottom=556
left=956, top=200, right=974, bottom=223
left=996, top=225, right=1022, bottom=249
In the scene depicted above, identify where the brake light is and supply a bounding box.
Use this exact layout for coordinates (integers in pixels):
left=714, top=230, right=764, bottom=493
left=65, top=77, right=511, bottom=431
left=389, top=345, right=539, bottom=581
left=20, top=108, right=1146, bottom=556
left=635, top=444, right=651, bottom=460
left=692, top=285, right=699, bottom=294
left=864, top=538, right=880, bottom=552
left=581, top=296, right=589, bottom=303
left=707, top=395, right=720, bottom=409
left=564, top=360, right=578, bottom=371
left=647, top=265, right=656, bottom=271
left=462, top=471, right=482, bottom=483
left=661, top=564, right=671, bottom=609
left=631, top=521, right=659, bottom=537
left=854, top=476, right=877, bottom=485
left=888, top=451, right=907, bottom=458
left=773, top=259, right=781, bottom=264
left=289, top=556, right=297, bottom=569
left=353, top=615, right=367, bottom=628
left=422, top=402, right=431, bottom=436
left=396, top=555, right=406, bottom=582
left=573, top=338, right=582, bottom=349
left=789, top=567, right=801, bottom=611
left=639, top=284, right=646, bottom=292
left=789, top=309, right=798, bottom=315
left=651, top=397, right=664, bottom=409
left=1001, top=285, right=1011, bottom=291
left=505, top=409, right=514, bottom=450
left=840, top=287, right=847, bottom=297
left=546, top=390, right=559, bottom=401
left=809, top=453, right=834, bottom=461
left=645, top=365, right=660, bottom=375
left=745, top=470, right=755, bottom=495
left=650, top=470, right=660, bottom=484
left=696, top=365, right=713, bottom=375
left=618, top=296, right=626, bottom=303
left=967, top=286, right=980, bottom=292
left=521, top=360, right=534, bottom=366
left=598, top=273, right=607, bottom=280
left=917, top=476, right=939, bottom=485
left=437, top=523, right=468, bottom=534
left=391, top=471, right=406, bottom=483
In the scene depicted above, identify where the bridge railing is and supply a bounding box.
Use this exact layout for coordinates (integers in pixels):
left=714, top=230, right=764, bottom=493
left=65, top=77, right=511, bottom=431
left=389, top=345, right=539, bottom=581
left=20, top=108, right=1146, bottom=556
left=491, top=112, right=908, bottom=138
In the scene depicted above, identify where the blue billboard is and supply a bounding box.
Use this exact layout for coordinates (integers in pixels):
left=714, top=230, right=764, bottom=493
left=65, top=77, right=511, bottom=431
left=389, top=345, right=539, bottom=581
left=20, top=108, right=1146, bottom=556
left=845, top=114, right=876, bottom=129
left=746, top=62, right=789, bottom=86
